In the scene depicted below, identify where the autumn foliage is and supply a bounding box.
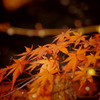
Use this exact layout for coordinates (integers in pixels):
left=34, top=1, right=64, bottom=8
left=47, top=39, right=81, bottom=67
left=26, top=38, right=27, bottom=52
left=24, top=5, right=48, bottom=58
left=0, top=29, right=100, bottom=99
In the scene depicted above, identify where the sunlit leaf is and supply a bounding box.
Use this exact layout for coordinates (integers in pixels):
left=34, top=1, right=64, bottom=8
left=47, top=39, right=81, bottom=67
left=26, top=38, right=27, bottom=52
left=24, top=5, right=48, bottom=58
left=70, top=32, right=87, bottom=47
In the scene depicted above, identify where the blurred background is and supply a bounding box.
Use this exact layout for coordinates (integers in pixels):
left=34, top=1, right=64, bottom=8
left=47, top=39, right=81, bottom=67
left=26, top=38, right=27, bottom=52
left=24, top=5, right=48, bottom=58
left=0, top=0, right=100, bottom=68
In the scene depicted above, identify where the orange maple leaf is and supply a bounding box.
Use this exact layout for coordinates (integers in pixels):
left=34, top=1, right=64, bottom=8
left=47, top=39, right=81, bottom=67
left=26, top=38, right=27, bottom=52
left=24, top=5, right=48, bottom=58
left=0, top=68, right=8, bottom=82
left=0, top=83, right=11, bottom=100
left=81, top=36, right=96, bottom=48
left=29, top=45, right=49, bottom=60
left=70, top=32, right=87, bottom=47
left=86, top=52, right=100, bottom=67
left=73, top=81, right=97, bottom=96
left=63, top=46, right=87, bottom=72
left=28, top=69, right=58, bottom=99
left=45, top=44, right=59, bottom=55
left=52, top=29, right=71, bottom=43
left=5, top=56, right=29, bottom=89
left=58, top=45, right=69, bottom=54
left=46, top=43, right=69, bottom=56
left=73, top=67, right=94, bottom=90
left=36, top=56, right=59, bottom=73
left=15, top=45, right=33, bottom=56
left=25, top=60, right=40, bottom=72
left=94, top=34, right=100, bottom=40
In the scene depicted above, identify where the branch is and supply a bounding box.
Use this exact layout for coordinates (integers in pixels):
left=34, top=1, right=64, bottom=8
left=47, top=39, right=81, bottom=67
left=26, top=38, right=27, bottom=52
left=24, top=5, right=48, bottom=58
left=0, top=22, right=100, bottom=37
left=0, top=71, right=69, bottom=99
left=0, top=76, right=39, bottom=99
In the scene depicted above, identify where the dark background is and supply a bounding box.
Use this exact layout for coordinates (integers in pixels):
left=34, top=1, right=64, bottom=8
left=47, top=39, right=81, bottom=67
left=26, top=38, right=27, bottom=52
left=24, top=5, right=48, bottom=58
left=0, top=0, right=100, bottom=68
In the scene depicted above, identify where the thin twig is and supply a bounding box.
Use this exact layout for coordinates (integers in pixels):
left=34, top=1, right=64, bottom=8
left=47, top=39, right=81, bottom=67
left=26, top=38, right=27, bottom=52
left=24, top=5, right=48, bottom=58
left=0, top=71, right=66, bottom=99
left=0, top=76, right=39, bottom=99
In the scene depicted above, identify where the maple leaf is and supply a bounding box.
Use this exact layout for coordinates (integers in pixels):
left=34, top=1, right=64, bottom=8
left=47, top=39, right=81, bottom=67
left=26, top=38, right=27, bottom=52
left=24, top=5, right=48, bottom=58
left=38, top=95, right=51, bottom=100
left=29, top=45, right=49, bottom=60
left=81, top=36, right=96, bottom=48
left=94, top=34, right=100, bottom=39
left=27, top=60, right=59, bottom=97
left=58, top=45, right=69, bottom=54
left=53, top=30, right=72, bottom=55
left=0, top=68, right=8, bottom=82
left=73, top=67, right=94, bottom=90
left=28, top=57, right=59, bottom=99
left=25, top=61, right=40, bottom=72
left=86, top=82, right=97, bottom=95
left=73, top=81, right=97, bottom=96
left=45, top=44, right=59, bottom=55
left=36, top=70, right=54, bottom=88
left=63, top=57, right=79, bottom=72
left=95, top=45, right=100, bottom=54
left=5, top=56, right=29, bottom=89
left=87, top=36, right=96, bottom=47
left=47, top=43, right=69, bottom=56
left=26, top=44, right=60, bottom=72
left=63, top=46, right=87, bottom=72
left=15, top=45, right=33, bottom=56
left=36, top=56, right=59, bottom=73
left=93, top=34, right=100, bottom=52
left=96, top=92, right=100, bottom=96
left=52, top=29, right=71, bottom=43
left=0, top=83, right=11, bottom=100
left=28, top=69, right=58, bottom=99
left=55, top=39, right=72, bottom=55
left=86, top=52, right=100, bottom=67
left=70, top=32, right=87, bottom=47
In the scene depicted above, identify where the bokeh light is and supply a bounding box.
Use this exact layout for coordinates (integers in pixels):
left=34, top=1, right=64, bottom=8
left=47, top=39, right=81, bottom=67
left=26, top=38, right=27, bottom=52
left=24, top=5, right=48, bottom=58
left=7, top=28, right=14, bottom=35
left=87, top=68, right=96, bottom=76
left=74, top=19, right=82, bottom=28
left=60, top=0, right=70, bottom=6
left=96, top=26, right=100, bottom=33
left=85, top=86, right=90, bottom=91
left=35, top=23, right=43, bottom=30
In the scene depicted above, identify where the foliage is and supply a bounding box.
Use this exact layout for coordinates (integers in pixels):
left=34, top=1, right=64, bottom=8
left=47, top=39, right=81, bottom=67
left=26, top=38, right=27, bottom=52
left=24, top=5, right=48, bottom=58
left=0, top=29, right=100, bottom=99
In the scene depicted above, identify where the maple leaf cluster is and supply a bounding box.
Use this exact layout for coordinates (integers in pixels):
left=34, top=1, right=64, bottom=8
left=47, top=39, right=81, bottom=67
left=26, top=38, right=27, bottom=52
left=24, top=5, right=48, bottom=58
left=0, top=29, right=100, bottom=100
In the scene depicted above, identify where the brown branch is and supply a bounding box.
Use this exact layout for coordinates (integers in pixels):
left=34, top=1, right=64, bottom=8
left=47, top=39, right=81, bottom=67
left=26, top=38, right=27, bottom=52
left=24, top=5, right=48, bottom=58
left=0, top=22, right=100, bottom=37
